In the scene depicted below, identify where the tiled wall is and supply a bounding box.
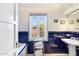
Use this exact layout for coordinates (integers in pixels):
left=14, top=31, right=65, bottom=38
left=19, top=32, right=28, bottom=43
left=18, top=31, right=79, bottom=54
left=18, top=31, right=79, bottom=43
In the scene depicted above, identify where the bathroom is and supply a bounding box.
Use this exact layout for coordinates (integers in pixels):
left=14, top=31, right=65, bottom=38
left=0, top=3, right=79, bottom=56
left=18, top=3, right=79, bottom=56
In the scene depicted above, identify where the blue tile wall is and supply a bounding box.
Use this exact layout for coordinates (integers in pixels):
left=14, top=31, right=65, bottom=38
left=18, top=32, right=28, bottom=43
left=27, top=42, right=34, bottom=54
left=18, top=31, right=79, bottom=43
left=72, top=32, right=79, bottom=38
left=18, top=31, right=79, bottom=54
left=48, top=32, right=68, bottom=52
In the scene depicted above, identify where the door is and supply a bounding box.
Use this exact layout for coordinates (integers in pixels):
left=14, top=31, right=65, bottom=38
left=0, top=3, right=15, bottom=56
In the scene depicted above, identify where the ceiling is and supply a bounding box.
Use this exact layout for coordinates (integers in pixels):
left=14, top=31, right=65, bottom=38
left=18, top=3, right=79, bottom=17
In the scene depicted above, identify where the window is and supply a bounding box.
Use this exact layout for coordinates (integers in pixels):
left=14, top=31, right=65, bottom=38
left=29, top=14, right=48, bottom=41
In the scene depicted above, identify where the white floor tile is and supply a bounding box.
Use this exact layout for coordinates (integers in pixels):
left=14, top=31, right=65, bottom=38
left=27, top=53, right=69, bottom=56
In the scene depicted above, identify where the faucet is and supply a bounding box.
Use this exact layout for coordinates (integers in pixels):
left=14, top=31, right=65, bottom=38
left=71, top=37, right=75, bottom=40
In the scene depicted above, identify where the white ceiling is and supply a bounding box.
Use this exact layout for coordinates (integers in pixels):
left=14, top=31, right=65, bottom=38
left=18, top=3, right=79, bottom=17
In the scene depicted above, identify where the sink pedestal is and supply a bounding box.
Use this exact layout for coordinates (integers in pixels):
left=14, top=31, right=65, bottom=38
left=61, top=38, right=79, bottom=56
left=68, top=45, right=76, bottom=56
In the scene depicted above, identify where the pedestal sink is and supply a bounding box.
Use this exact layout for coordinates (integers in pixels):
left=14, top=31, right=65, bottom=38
left=61, top=38, right=79, bottom=56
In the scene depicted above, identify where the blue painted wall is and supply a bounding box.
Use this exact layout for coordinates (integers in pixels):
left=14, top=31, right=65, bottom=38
left=18, top=31, right=79, bottom=54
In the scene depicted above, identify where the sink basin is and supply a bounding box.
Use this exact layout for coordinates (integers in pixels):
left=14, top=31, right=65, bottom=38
left=61, top=38, right=79, bottom=56
left=61, top=38, right=79, bottom=46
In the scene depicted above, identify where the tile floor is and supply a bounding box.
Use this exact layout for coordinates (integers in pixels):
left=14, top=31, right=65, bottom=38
left=27, top=53, right=69, bottom=56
